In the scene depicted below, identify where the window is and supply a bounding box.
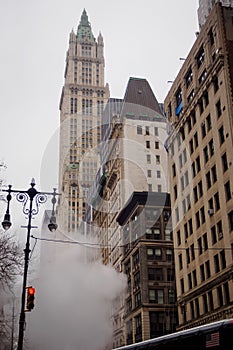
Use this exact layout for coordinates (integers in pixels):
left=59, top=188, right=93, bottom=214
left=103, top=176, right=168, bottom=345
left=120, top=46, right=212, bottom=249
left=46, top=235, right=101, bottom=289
left=198, top=181, right=203, bottom=197
left=155, top=141, right=159, bottom=149
left=220, top=249, right=226, bottom=269
left=157, top=170, right=161, bottom=178
left=168, top=290, right=175, bottom=304
left=146, top=228, right=160, bottom=240
left=156, top=155, right=160, bottom=164
left=200, top=264, right=205, bottom=282
left=147, top=154, right=151, bottom=164
left=147, top=247, right=162, bottom=259
left=200, top=207, right=205, bottom=224
left=149, top=289, right=164, bottom=304
left=203, top=90, right=209, bottom=106
left=166, top=249, right=173, bottom=261
left=180, top=278, right=184, bottom=294
left=213, top=76, right=219, bottom=93
left=194, top=132, right=198, bottom=148
left=189, top=139, right=194, bottom=154
left=214, top=192, right=220, bottom=210
left=203, top=233, right=208, bottom=250
left=218, top=125, right=225, bottom=145
left=206, top=171, right=211, bottom=189
left=201, top=123, right=206, bottom=139
left=147, top=169, right=152, bottom=178
left=203, top=294, right=208, bottom=313
left=228, top=210, right=233, bottom=231
left=188, top=273, right=192, bottom=290
left=178, top=254, right=183, bottom=270
left=70, top=98, right=78, bottom=114
left=137, top=125, right=142, bottom=135
left=211, top=225, right=217, bottom=246
left=135, top=314, right=142, bottom=339
left=208, top=291, right=214, bottom=311
left=165, top=229, right=172, bottom=240
left=222, top=152, right=228, bottom=172
left=223, top=282, right=230, bottom=304
left=185, top=67, right=193, bottom=87
left=193, top=270, right=197, bottom=286
left=214, top=254, right=220, bottom=273
left=225, top=181, right=231, bottom=201
left=209, top=28, right=214, bottom=46
left=205, top=261, right=211, bottom=279
left=203, top=145, right=209, bottom=163
left=199, top=70, right=207, bottom=84
left=135, top=291, right=141, bottom=307
left=148, top=268, right=163, bottom=281
left=134, top=271, right=140, bottom=287
left=198, top=237, right=203, bottom=255
left=145, top=126, right=150, bottom=135
left=195, top=211, right=200, bottom=228
left=216, top=100, right=222, bottom=118
left=206, top=114, right=212, bottom=131
left=196, top=46, right=205, bottom=68
left=177, top=230, right=181, bottom=245
left=148, top=184, right=152, bottom=191
left=209, top=139, right=214, bottom=157
left=172, top=164, right=176, bottom=177
left=217, top=286, right=223, bottom=307
left=154, top=127, right=158, bottom=136
left=146, top=141, right=150, bottom=148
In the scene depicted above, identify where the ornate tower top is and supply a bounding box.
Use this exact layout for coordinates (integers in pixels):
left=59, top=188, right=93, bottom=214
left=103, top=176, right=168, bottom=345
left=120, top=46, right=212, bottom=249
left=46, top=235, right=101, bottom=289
left=77, top=9, right=95, bottom=42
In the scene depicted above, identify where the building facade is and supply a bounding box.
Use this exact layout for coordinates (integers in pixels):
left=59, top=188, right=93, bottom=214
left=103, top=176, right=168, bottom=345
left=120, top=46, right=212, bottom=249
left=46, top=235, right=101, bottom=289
left=198, top=0, right=233, bottom=27
left=164, top=2, right=233, bottom=330
left=117, top=192, right=177, bottom=345
left=57, top=9, right=109, bottom=234
left=88, top=78, right=171, bottom=347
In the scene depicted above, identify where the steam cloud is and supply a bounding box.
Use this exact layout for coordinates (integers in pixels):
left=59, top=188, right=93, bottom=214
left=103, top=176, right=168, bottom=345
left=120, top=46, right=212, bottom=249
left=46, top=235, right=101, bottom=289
left=26, top=234, right=127, bottom=350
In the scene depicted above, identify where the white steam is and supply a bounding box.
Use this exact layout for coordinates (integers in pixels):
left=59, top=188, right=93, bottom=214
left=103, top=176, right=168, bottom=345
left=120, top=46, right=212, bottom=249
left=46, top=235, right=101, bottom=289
left=26, top=234, right=126, bottom=350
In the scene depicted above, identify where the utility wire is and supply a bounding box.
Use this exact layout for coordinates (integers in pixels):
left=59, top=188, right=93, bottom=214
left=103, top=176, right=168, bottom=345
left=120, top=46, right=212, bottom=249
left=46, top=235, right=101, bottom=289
left=30, top=235, right=232, bottom=250
left=31, top=235, right=111, bottom=248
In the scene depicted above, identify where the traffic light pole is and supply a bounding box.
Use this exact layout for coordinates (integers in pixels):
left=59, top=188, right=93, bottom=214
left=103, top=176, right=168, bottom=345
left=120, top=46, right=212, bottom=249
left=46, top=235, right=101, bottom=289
left=1, top=180, right=59, bottom=350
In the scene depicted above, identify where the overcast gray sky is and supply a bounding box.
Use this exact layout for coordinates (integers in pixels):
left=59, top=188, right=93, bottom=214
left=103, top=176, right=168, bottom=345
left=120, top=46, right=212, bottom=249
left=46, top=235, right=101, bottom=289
left=0, top=0, right=199, bottom=195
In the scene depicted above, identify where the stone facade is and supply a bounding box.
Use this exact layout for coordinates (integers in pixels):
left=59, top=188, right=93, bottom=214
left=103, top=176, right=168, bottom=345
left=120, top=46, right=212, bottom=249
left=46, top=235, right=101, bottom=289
left=117, top=192, right=177, bottom=345
left=57, top=9, right=109, bottom=234
left=164, top=2, right=233, bottom=330
left=88, top=78, right=171, bottom=347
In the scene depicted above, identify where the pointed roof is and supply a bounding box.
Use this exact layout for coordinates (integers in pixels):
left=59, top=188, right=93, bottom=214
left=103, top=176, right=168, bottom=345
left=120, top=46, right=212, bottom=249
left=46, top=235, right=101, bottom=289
left=123, top=77, right=162, bottom=114
left=122, top=77, right=163, bottom=118
left=77, top=9, right=95, bottom=42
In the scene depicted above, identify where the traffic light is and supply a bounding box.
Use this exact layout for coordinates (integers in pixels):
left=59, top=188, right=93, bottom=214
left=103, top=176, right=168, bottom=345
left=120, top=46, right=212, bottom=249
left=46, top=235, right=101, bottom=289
left=26, top=286, right=35, bottom=311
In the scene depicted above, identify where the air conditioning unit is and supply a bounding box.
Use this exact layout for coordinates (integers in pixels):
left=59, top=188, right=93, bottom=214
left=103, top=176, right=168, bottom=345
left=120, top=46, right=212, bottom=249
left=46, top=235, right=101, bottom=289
left=218, top=232, right=223, bottom=239
left=208, top=208, right=214, bottom=215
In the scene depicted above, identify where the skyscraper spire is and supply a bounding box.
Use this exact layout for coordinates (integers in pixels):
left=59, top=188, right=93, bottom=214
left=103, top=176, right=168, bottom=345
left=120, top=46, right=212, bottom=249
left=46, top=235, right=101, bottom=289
left=77, top=8, right=95, bottom=42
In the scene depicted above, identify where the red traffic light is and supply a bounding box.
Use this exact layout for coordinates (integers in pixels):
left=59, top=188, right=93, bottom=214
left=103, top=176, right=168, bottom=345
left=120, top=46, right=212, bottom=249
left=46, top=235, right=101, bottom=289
left=26, top=286, right=36, bottom=311
left=27, top=287, right=36, bottom=295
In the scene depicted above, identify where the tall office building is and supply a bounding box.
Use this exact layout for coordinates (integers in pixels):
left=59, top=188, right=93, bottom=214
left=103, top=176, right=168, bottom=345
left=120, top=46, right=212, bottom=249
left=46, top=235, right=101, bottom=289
left=87, top=77, right=172, bottom=346
left=198, top=0, right=233, bottom=27
left=57, top=9, right=109, bottom=234
left=165, top=2, right=233, bottom=330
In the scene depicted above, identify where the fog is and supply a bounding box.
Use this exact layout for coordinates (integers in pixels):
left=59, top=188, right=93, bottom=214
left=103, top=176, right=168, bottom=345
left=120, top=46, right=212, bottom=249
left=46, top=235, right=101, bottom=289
left=25, top=233, right=127, bottom=350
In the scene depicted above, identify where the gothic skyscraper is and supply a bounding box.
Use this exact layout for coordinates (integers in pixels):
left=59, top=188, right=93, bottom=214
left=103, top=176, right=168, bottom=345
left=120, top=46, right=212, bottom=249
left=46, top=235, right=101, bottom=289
left=58, top=9, right=110, bottom=234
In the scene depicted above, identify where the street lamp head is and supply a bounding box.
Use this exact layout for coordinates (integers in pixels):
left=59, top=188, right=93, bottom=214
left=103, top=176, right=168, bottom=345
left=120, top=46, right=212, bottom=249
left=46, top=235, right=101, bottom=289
left=48, top=221, right=58, bottom=232
left=2, top=213, right=12, bottom=230
left=48, top=214, right=58, bottom=232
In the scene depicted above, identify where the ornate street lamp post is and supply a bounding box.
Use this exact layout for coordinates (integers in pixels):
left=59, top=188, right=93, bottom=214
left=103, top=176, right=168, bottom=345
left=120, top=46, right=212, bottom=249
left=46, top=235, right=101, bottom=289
left=1, top=179, right=59, bottom=350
